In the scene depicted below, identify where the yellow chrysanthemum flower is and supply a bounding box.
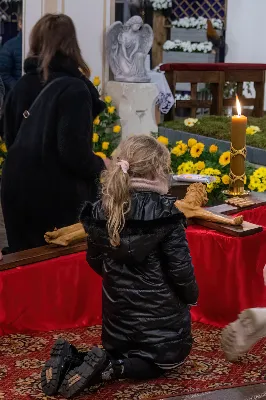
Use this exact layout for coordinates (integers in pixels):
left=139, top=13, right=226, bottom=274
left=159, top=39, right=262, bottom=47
left=104, top=96, right=112, bottom=104
left=113, top=125, right=121, bottom=134
left=219, top=151, right=230, bottom=166
left=180, top=143, right=188, bottom=154
left=206, top=183, right=214, bottom=193
left=108, top=106, right=116, bottom=114
left=95, top=151, right=106, bottom=159
left=93, top=116, right=100, bottom=126
left=188, top=138, right=197, bottom=148
left=0, top=143, right=7, bottom=153
left=250, top=125, right=261, bottom=133
left=246, top=125, right=261, bottom=135
left=250, top=176, right=260, bottom=187
left=195, top=161, right=205, bottom=171
left=171, top=146, right=182, bottom=157
left=157, top=136, right=169, bottom=146
left=254, top=167, right=266, bottom=178
left=190, top=142, right=204, bottom=158
left=257, top=183, right=266, bottom=193
left=102, top=142, right=110, bottom=150
left=249, top=183, right=256, bottom=191
left=92, top=133, right=99, bottom=143
left=246, top=127, right=256, bottom=135
left=0, top=157, right=4, bottom=165
left=177, top=161, right=197, bottom=175
left=93, top=76, right=101, bottom=87
left=222, top=175, right=230, bottom=185
left=209, top=144, right=218, bottom=154
left=172, top=143, right=187, bottom=157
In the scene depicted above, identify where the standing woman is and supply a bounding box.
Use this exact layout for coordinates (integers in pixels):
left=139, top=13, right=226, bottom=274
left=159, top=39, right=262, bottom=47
left=1, top=14, right=107, bottom=253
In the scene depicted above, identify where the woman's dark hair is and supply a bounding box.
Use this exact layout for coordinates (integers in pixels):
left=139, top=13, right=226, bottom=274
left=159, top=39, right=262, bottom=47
left=28, top=13, right=90, bottom=80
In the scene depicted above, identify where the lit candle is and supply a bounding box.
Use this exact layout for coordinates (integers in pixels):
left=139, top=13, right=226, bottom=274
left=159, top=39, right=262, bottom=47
left=229, top=96, right=247, bottom=195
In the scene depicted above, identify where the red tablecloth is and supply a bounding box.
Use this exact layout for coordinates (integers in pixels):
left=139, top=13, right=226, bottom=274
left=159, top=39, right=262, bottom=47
left=1, top=206, right=266, bottom=335
left=188, top=206, right=266, bottom=327
left=0, top=253, right=102, bottom=335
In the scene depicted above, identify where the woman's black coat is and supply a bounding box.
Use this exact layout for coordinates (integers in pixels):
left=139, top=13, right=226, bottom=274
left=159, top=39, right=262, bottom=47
left=81, top=192, right=199, bottom=368
left=1, top=55, right=105, bottom=252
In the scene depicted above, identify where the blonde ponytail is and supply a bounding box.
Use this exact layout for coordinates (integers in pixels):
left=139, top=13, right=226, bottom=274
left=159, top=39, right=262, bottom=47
left=102, top=135, right=171, bottom=247
left=102, top=163, right=131, bottom=247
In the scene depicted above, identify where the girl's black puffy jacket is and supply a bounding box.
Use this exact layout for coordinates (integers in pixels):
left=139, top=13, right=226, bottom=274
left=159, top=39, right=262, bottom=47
left=81, top=191, right=199, bottom=368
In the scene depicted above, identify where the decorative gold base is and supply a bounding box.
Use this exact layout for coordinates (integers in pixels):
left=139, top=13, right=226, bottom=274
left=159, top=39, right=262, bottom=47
left=222, top=190, right=251, bottom=197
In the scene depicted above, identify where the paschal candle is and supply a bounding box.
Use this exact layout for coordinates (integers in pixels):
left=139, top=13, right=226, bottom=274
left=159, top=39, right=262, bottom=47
left=230, top=96, right=247, bottom=195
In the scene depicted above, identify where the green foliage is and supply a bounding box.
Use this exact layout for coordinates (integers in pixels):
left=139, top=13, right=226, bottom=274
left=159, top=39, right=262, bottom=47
left=156, top=134, right=259, bottom=205
left=92, top=101, right=121, bottom=158
left=162, top=116, right=266, bottom=149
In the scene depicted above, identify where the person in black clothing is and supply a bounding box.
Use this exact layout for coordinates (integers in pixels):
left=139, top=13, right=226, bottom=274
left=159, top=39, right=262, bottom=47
left=0, top=10, right=22, bottom=93
left=1, top=14, right=106, bottom=253
left=41, top=135, right=199, bottom=399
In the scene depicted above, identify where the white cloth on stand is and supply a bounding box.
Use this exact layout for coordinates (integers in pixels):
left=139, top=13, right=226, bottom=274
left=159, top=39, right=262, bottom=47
left=148, top=70, right=175, bottom=115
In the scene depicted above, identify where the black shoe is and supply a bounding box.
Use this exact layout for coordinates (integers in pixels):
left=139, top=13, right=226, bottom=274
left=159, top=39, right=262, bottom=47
left=59, top=347, right=107, bottom=399
left=101, top=359, right=125, bottom=381
left=41, top=339, right=84, bottom=396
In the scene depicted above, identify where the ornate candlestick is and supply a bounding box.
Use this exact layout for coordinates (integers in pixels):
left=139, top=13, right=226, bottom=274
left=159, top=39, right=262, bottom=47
left=224, top=96, right=248, bottom=196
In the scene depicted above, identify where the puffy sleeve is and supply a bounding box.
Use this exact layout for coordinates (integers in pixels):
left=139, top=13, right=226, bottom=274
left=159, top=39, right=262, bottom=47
left=80, top=202, right=104, bottom=277
left=86, top=237, right=104, bottom=277
left=161, top=222, right=199, bottom=305
left=57, top=82, right=105, bottom=181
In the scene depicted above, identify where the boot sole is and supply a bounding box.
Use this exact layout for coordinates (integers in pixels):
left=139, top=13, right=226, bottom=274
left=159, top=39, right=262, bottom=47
left=41, top=338, right=71, bottom=396
left=59, top=347, right=106, bottom=399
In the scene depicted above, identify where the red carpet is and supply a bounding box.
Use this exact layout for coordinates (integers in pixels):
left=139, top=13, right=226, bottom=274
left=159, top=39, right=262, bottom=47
left=0, top=323, right=266, bottom=400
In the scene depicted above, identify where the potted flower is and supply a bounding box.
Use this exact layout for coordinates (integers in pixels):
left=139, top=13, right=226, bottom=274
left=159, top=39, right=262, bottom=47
left=92, top=77, right=121, bottom=159
left=163, top=39, right=215, bottom=63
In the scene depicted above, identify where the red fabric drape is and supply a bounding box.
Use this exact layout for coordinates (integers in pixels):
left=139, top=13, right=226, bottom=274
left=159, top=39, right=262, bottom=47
left=188, top=206, right=266, bottom=327
left=0, top=206, right=266, bottom=335
left=0, top=252, right=102, bottom=336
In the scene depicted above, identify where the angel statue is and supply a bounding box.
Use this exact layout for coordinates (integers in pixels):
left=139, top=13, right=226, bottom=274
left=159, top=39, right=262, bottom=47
left=106, top=16, right=153, bottom=83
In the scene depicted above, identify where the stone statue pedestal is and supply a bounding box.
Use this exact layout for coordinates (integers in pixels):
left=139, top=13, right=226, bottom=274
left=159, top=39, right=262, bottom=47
left=106, top=81, right=159, bottom=139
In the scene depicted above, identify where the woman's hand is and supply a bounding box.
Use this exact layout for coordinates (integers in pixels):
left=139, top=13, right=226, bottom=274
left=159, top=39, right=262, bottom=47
left=104, top=158, right=111, bottom=169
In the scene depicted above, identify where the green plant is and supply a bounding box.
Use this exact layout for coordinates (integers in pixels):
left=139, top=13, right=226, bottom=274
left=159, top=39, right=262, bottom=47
left=162, top=116, right=266, bottom=150
left=157, top=134, right=261, bottom=205
left=92, top=78, right=121, bottom=159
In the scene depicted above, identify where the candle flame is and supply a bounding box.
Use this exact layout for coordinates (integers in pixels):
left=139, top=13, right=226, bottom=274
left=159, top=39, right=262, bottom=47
left=236, top=95, right=241, bottom=117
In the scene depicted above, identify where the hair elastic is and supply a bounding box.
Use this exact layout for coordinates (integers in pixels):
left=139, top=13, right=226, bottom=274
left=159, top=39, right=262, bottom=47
left=116, top=160, right=129, bottom=174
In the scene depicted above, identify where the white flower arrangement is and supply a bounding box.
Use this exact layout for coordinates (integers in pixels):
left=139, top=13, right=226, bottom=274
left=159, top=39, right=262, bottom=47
left=172, top=17, right=223, bottom=30
left=163, top=39, right=213, bottom=53
left=175, top=94, right=191, bottom=101
left=184, top=118, right=198, bottom=127
left=150, top=0, right=172, bottom=11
